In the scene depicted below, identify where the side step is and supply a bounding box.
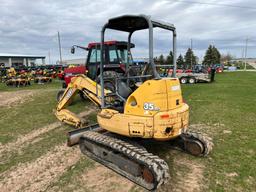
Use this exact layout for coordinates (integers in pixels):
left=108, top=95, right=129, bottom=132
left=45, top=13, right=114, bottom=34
left=79, top=131, right=170, bottom=191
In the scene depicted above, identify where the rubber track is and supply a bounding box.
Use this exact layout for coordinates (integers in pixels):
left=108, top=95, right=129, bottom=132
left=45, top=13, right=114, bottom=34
left=79, top=131, right=170, bottom=190
left=181, top=131, right=214, bottom=156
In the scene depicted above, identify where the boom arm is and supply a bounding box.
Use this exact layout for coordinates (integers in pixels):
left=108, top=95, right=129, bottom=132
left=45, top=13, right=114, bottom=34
left=55, top=74, right=110, bottom=128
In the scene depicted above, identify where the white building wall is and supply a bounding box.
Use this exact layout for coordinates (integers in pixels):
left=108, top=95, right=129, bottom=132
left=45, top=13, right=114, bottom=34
left=0, top=58, right=37, bottom=67
left=0, top=58, right=9, bottom=67
left=62, top=58, right=87, bottom=65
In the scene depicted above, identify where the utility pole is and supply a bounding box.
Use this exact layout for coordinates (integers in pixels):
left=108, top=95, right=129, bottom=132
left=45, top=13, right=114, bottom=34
left=58, top=31, right=63, bottom=65
left=48, top=51, right=51, bottom=65
left=241, top=48, right=244, bottom=68
left=244, top=37, right=248, bottom=70
left=190, top=38, right=193, bottom=68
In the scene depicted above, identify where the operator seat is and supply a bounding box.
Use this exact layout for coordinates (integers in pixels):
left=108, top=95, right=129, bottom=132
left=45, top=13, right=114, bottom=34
left=108, top=81, right=132, bottom=113
left=117, top=81, right=132, bottom=99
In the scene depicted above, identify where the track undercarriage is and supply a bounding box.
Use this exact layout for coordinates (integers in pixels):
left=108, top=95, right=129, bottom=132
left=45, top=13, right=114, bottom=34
left=67, top=125, right=213, bottom=191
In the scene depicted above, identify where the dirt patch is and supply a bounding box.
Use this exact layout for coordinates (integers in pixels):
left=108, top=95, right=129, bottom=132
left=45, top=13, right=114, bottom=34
left=0, top=144, right=81, bottom=192
left=189, top=123, right=218, bottom=136
left=0, top=108, right=96, bottom=156
left=78, top=107, right=98, bottom=118
left=173, top=157, right=205, bottom=192
left=0, top=88, right=60, bottom=108
left=223, top=130, right=232, bottom=134
left=0, top=90, right=36, bottom=107
left=161, top=151, right=205, bottom=192
left=0, top=122, right=62, bottom=156
left=226, top=172, right=239, bottom=177
left=78, top=163, right=136, bottom=192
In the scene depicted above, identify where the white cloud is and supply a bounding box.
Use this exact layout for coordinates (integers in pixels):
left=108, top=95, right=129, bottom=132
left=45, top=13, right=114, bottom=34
left=0, top=0, right=255, bottom=63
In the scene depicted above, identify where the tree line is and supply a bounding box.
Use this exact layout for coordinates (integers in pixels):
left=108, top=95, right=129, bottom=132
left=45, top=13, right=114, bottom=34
left=154, top=45, right=221, bottom=69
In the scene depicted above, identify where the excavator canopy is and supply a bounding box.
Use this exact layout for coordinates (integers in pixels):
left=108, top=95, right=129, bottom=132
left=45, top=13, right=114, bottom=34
left=99, top=14, right=177, bottom=107
left=105, top=14, right=176, bottom=32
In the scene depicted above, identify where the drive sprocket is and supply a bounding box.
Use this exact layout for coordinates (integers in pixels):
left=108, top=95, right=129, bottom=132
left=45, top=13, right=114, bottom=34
left=181, top=131, right=213, bottom=156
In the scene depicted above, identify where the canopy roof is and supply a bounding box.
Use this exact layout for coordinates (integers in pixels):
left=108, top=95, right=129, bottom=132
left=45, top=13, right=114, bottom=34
left=0, top=53, right=45, bottom=59
left=105, top=14, right=175, bottom=32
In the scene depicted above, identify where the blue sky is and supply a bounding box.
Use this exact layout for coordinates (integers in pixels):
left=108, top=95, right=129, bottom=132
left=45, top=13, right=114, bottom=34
left=0, top=0, right=255, bottom=63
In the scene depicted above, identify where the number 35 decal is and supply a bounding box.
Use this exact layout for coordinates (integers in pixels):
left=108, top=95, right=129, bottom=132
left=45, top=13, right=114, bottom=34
left=143, top=103, right=159, bottom=111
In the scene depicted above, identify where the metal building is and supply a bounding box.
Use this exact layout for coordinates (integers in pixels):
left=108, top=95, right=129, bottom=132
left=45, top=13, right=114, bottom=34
left=61, top=58, right=86, bottom=65
left=0, top=53, right=46, bottom=67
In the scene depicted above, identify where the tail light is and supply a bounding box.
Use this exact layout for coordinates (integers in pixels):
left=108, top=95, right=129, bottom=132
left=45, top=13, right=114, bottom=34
left=160, top=114, right=170, bottom=119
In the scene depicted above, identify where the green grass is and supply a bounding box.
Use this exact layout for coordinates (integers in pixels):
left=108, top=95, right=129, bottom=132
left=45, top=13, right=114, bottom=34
left=0, top=88, right=90, bottom=144
left=181, top=72, right=256, bottom=192
left=0, top=81, right=92, bottom=174
left=0, top=72, right=255, bottom=191
left=0, top=79, right=60, bottom=92
left=46, top=157, right=95, bottom=192
left=0, top=127, right=67, bottom=173
left=231, top=61, right=255, bottom=70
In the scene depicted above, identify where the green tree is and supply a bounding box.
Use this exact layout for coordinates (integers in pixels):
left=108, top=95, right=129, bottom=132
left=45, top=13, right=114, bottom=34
left=203, top=45, right=221, bottom=66
left=165, top=51, right=173, bottom=64
left=176, top=54, right=184, bottom=69
left=154, top=56, right=158, bottom=63
left=158, top=54, right=165, bottom=65
left=212, top=46, right=221, bottom=64
left=203, top=45, right=213, bottom=66
left=184, top=48, right=196, bottom=69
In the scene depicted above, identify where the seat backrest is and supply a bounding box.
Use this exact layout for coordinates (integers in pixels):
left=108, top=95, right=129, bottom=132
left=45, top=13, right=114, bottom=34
left=117, top=81, right=132, bottom=99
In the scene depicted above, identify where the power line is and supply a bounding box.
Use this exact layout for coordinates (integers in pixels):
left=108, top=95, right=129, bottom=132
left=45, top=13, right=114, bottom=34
left=175, top=0, right=256, bottom=10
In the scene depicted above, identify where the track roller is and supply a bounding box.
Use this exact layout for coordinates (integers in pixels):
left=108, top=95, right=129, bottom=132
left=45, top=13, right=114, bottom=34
left=79, top=131, right=170, bottom=191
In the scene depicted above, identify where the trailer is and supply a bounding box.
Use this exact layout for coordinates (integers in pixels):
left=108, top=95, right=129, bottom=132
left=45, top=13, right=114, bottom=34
left=157, top=65, right=216, bottom=84
left=176, top=68, right=215, bottom=84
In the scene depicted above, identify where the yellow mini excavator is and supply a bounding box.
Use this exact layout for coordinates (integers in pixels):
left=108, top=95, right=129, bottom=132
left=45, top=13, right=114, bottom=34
left=55, top=15, right=213, bottom=191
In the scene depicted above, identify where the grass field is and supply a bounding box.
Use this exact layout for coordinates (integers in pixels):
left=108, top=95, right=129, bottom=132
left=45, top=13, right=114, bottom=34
left=0, top=72, right=255, bottom=192
left=0, top=79, right=61, bottom=91
left=182, top=72, right=256, bottom=191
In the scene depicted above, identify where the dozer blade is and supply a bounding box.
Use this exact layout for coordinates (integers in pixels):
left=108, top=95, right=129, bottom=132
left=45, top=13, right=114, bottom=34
left=79, top=131, right=170, bottom=191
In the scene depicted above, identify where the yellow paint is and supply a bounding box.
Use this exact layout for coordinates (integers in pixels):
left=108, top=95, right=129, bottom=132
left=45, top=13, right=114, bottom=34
left=98, top=78, right=189, bottom=140
left=56, top=74, right=190, bottom=140
left=55, top=74, right=110, bottom=128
